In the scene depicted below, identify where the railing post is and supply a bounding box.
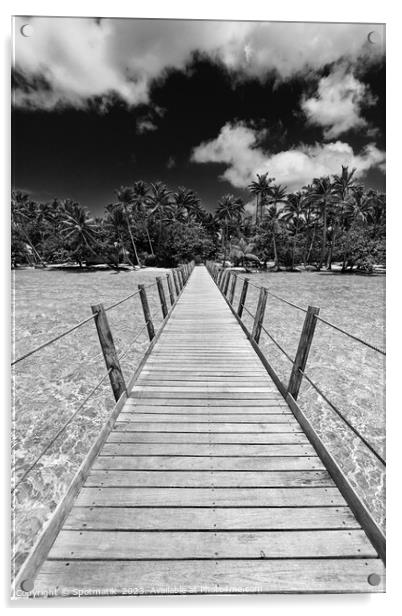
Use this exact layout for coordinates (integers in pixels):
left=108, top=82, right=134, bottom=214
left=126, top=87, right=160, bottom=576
left=223, top=271, right=231, bottom=296
left=172, top=269, right=180, bottom=295
left=228, top=272, right=237, bottom=305
left=138, top=283, right=155, bottom=341
left=178, top=267, right=185, bottom=289
left=156, top=276, right=168, bottom=318
left=91, top=303, right=126, bottom=401
left=287, top=305, right=320, bottom=400
left=166, top=273, right=175, bottom=306
left=237, top=277, right=249, bottom=318
left=217, top=269, right=223, bottom=287
left=251, top=287, right=268, bottom=344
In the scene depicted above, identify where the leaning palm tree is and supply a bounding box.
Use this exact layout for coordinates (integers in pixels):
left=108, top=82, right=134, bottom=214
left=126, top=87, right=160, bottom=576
left=305, top=177, right=337, bottom=269
left=132, top=180, right=154, bottom=256
left=115, top=186, right=141, bottom=267
left=263, top=205, right=283, bottom=271
left=11, top=191, right=45, bottom=265
left=248, top=172, right=274, bottom=225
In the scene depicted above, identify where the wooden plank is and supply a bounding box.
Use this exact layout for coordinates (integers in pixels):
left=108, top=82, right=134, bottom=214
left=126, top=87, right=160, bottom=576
left=76, top=487, right=346, bottom=507
left=131, top=386, right=278, bottom=393
left=126, top=399, right=286, bottom=407
left=117, top=413, right=293, bottom=423
left=92, top=455, right=325, bottom=471
left=115, top=421, right=298, bottom=431
left=85, top=469, right=333, bottom=487
left=108, top=433, right=307, bottom=444
left=33, top=558, right=385, bottom=595
left=64, top=505, right=361, bottom=530
left=114, top=424, right=300, bottom=435
left=101, top=443, right=315, bottom=456
left=48, top=529, right=376, bottom=560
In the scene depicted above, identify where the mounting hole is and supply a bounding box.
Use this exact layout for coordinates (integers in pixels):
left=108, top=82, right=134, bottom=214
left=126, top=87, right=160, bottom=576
left=368, top=573, right=381, bottom=586
left=21, top=579, right=34, bottom=592
left=20, top=24, right=34, bottom=37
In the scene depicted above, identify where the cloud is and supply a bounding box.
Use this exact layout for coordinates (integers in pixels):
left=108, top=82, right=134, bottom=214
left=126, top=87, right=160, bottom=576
left=13, top=17, right=385, bottom=110
left=166, top=156, right=176, bottom=169
left=191, top=122, right=385, bottom=191
left=301, top=66, right=376, bottom=138
left=136, top=119, right=157, bottom=134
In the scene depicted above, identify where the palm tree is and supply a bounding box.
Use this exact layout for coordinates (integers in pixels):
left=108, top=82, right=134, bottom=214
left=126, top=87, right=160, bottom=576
left=173, top=187, right=202, bottom=222
left=282, top=191, right=305, bottom=270
left=104, top=203, right=128, bottom=266
left=115, top=186, right=141, bottom=267
left=145, top=182, right=173, bottom=253
left=329, top=165, right=357, bottom=269
left=215, top=195, right=245, bottom=265
left=11, top=191, right=46, bottom=265
left=132, top=180, right=154, bottom=256
left=59, top=200, right=100, bottom=265
left=230, top=236, right=256, bottom=267
left=248, top=173, right=274, bottom=225
left=306, top=177, right=337, bottom=269
left=340, top=185, right=372, bottom=271
left=263, top=205, right=283, bottom=271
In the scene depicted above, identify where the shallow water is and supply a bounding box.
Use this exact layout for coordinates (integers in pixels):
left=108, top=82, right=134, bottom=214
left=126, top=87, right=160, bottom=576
left=231, top=269, right=385, bottom=531
left=11, top=266, right=385, bottom=577
left=11, top=267, right=171, bottom=577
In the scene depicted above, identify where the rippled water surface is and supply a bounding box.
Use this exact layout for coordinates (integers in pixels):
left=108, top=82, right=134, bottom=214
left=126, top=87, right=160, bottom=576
left=12, top=266, right=385, bottom=577
left=231, top=269, right=385, bottom=530
left=12, top=267, right=172, bottom=577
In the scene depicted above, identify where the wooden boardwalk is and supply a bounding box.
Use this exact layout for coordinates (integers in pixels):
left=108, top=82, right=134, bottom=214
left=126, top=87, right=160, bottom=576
left=26, top=266, right=385, bottom=595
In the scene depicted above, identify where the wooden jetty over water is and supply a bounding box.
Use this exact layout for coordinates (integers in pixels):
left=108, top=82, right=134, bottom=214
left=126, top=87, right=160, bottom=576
left=13, top=264, right=385, bottom=596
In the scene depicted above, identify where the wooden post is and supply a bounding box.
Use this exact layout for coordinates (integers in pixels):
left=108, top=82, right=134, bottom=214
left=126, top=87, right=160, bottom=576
left=229, top=272, right=237, bottom=305
left=223, top=271, right=231, bottom=296
left=166, top=273, right=175, bottom=306
left=287, top=305, right=320, bottom=400
left=237, top=277, right=249, bottom=318
left=217, top=270, right=223, bottom=287
left=180, top=268, right=185, bottom=287
left=138, top=284, right=155, bottom=341
left=156, top=276, right=168, bottom=318
left=251, top=287, right=268, bottom=344
left=172, top=269, right=180, bottom=295
left=91, top=303, right=126, bottom=401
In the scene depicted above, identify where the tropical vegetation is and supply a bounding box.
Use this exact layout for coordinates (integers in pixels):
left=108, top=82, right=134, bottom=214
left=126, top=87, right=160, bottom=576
left=11, top=167, right=385, bottom=273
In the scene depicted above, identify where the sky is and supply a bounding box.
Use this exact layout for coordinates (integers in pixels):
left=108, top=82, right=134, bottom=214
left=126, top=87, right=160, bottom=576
left=12, top=17, right=385, bottom=215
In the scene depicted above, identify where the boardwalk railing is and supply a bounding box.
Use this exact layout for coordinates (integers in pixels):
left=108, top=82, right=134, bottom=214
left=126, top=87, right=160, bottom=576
left=12, top=262, right=194, bottom=496
left=207, top=262, right=385, bottom=557
left=207, top=262, right=385, bottom=465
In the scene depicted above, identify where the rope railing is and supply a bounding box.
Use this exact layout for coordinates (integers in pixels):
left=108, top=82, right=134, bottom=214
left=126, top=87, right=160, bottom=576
left=260, top=324, right=294, bottom=364
left=12, top=366, right=113, bottom=493
left=242, top=305, right=256, bottom=320
left=12, top=261, right=196, bottom=492
left=206, top=260, right=385, bottom=470
left=315, top=315, right=386, bottom=356
left=11, top=282, right=159, bottom=367
left=298, top=368, right=385, bottom=466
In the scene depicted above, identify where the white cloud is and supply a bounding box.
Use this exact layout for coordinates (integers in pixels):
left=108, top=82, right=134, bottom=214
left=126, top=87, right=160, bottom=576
left=136, top=119, right=157, bottom=134
left=13, top=17, right=385, bottom=109
left=301, top=67, right=375, bottom=138
left=191, top=123, right=385, bottom=191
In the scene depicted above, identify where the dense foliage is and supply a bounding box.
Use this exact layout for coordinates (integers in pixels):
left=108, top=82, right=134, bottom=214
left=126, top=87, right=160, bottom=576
left=11, top=166, right=385, bottom=273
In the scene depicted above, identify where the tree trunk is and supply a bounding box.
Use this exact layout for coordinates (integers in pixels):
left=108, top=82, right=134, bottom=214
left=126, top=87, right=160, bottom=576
left=318, top=205, right=327, bottom=270
left=306, top=222, right=317, bottom=265
left=272, top=232, right=280, bottom=271
left=145, top=224, right=154, bottom=256
left=123, top=205, right=141, bottom=267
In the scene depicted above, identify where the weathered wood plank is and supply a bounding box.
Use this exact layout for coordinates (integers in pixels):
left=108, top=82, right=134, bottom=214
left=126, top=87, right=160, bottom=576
left=33, top=558, right=385, bottom=595
left=48, top=529, right=376, bottom=560
left=64, top=505, right=361, bottom=530
left=75, top=487, right=346, bottom=507
left=85, top=469, right=331, bottom=487
left=114, top=422, right=298, bottom=433
left=101, top=443, right=315, bottom=456
left=117, top=413, right=293, bottom=424
left=108, top=432, right=307, bottom=443
left=92, top=455, right=325, bottom=471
